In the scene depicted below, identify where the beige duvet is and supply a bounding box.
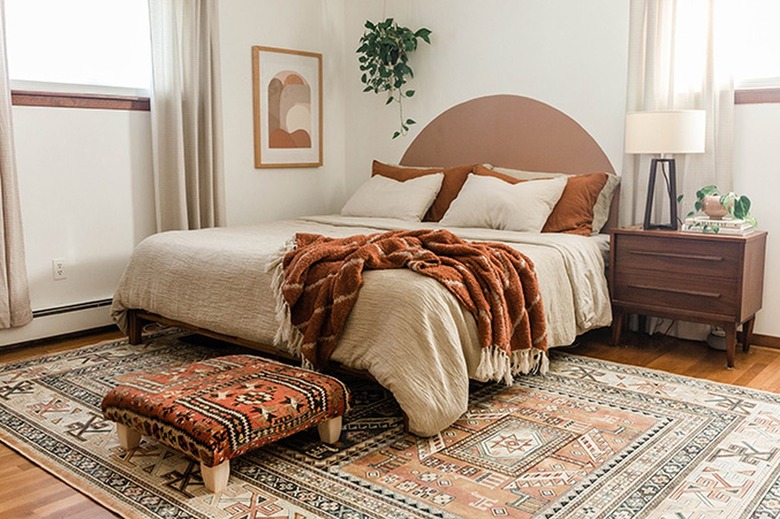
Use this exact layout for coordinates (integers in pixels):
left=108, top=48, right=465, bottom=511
left=112, top=215, right=612, bottom=436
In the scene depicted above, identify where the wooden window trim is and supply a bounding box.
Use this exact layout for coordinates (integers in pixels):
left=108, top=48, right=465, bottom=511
left=735, top=87, right=780, bottom=105
left=11, top=90, right=150, bottom=111
left=9, top=86, right=777, bottom=111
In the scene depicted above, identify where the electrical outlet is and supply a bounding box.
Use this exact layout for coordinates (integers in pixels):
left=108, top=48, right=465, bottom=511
left=52, top=258, right=66, bottom=280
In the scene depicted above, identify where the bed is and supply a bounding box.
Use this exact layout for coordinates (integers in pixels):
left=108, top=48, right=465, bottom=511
left=112, top=95, right=619, bottom=437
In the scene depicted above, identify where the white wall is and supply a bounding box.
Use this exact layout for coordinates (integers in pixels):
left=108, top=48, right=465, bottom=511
left=343, top=0, right=631, bottom=194
left=733, top=104, right=780, bottom=337
left=0, top=106, right=156, bottom=346
left=218, top=0, right=348, bottom=226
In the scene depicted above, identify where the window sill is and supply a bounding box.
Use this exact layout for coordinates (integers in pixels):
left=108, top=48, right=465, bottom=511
left=11, top=90, right=150, bottom=111
left=735, top=87, right=780, bottom=104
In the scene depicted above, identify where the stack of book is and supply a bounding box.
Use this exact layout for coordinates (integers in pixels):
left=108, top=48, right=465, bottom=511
left=681, top=216, right=755, bottom=235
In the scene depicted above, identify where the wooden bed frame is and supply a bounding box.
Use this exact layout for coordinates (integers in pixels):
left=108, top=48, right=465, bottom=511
left=127, top=309, right=377, bottom=381
left=127, top=310, right=283, bottom=354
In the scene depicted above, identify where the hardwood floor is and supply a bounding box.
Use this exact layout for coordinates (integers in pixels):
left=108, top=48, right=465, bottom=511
left=569, top=327, right=780, bottom=392
left=0, top=328, right=123, bottom=519
left=0, top=326, right=779, bottom=517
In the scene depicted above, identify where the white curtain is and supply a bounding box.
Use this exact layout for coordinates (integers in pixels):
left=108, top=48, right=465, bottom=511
left=622, top=0, right=734, bottom=227
left=623, top=0, right=734, bottom=339
left=148, top=0, right=225, bottom=232
left=0, top=0, right=32, bottom=329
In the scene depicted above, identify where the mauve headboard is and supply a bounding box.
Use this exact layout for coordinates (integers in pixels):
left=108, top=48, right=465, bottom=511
left=400, top=94, right=619, bottom=231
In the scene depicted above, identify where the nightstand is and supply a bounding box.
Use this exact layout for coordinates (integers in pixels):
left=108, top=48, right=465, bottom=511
left=609, top=228, right=767, bottom=368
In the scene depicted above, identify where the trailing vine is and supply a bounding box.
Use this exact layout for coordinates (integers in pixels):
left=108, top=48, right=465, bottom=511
left=357, top=18, right=431, bottom=139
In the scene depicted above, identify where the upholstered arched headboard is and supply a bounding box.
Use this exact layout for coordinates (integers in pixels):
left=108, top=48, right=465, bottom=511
left=400, top=95, right=619, bottom=230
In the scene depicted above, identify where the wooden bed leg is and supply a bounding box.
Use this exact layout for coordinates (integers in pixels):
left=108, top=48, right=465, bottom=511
left=317, top=417, right=342, bottom=444
left=201, top=460, right=230, bottom=493
left=127, top=310, right=144, bottom=345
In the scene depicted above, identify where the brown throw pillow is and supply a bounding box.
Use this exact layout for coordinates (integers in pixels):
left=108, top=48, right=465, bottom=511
left=473, top=164, right=524, bottom=184
left=474, top=165, right=608, bottom=236
left=542, top=172, right=608, bottom=235
left=371, top=161, right=475, bottom=221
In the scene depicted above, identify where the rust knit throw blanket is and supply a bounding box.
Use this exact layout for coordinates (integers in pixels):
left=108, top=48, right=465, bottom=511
left=269, top=229, right=549, bottom=384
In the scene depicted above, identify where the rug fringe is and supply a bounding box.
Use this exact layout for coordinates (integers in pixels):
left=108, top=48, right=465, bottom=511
left=265, top=238, right=304, bottom=358
left=475, top=346, right=549, bottom=385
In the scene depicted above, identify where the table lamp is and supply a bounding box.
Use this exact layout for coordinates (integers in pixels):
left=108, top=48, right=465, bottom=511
left=625, top=110, right=706, bottom=230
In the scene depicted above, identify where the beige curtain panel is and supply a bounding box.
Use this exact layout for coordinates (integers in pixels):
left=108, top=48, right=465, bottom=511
left=622, top=0, right=735, bottom=341
left=622, top=0, right=734, bottom=228
left=0, top=0, right=32, bottom=328
left=148, top=0, right=226, bottom=232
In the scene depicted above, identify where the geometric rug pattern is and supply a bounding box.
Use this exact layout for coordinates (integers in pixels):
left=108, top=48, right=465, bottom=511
left=1, top=329, right=779, bottom=518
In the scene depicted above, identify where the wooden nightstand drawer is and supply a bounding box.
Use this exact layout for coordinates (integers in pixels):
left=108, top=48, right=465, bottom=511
left=613, top=234, right=742, bottom=279
left=613, top=269, right=739, bottom=318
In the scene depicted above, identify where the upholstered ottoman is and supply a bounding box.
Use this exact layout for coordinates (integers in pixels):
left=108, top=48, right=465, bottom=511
left=101, top=354, right=349, bottom=492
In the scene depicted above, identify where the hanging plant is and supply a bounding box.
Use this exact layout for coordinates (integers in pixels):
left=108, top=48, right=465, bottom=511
left=357, top=18, right=431, bottom=139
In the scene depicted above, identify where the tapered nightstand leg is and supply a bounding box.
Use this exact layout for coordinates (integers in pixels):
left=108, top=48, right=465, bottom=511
left=725, top=325, right=737, bottom=369
left=611, top=309, right=625, bottom=346
left=741, top=317, right=756, bottom=353
left=637, top=315, right=648, bottom=334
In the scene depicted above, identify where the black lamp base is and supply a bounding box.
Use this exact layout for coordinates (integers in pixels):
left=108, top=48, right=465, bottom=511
left=643, top=158, right=678, bottom=230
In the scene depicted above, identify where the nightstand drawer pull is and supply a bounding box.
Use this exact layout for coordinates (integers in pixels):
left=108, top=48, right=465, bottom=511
left=630, top=250, right=724, bottom=262
left=627, top=283, right=722, bottom=299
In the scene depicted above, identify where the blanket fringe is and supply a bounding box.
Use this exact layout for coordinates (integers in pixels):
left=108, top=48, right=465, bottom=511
left=475, top=345, right=549, bottom=385
left=265, top=238, right=305, bottom=358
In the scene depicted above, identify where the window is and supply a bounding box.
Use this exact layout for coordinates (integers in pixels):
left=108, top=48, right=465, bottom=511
left=5, top=0, right=151, bottom=93
left=673, top=0, right=780, bottom=92
left=721, top=0, right=780, bottom=87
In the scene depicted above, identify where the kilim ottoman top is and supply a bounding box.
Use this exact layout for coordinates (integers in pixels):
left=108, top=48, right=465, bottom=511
left=101, top=354, right=350, bottom=492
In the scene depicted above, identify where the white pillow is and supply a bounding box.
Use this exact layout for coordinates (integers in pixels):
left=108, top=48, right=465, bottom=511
left=440, top=174, right=567, bottom=232
left=341, top=173, right=444, bottom=221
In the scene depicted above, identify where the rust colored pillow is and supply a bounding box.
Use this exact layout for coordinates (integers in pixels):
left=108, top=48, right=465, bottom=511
left=474, top=164, right=532, bottom=184
left=474, top=165, right=608, bottom=236
left=371, top=161, right=475, bottom=221
left=473, top=164, right=524, bottom=184
left=543, top=172, right=608, bottom=235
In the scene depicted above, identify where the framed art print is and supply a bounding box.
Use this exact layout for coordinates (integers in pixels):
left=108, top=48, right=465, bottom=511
left=252, top=46, right=323, bottom=168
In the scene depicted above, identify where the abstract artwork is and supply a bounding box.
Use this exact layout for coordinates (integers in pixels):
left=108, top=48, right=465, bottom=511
left=252, top=46, right=322, bottom=168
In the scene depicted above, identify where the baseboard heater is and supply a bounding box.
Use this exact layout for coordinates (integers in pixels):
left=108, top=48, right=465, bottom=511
left=32, top=298, right=113, bottom=318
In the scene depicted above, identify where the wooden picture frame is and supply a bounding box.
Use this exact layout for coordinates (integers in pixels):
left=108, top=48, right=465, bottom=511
left=252, top=46, right=323, bottom=168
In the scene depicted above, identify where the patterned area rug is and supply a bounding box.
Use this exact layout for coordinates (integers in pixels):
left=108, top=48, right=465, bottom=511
left=1, top=330, right=779, bottom=518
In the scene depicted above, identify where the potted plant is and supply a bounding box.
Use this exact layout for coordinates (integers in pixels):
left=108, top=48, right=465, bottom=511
left=357, top=18, right=431, bottom=139
left=683, top=185, right=757, bottom=232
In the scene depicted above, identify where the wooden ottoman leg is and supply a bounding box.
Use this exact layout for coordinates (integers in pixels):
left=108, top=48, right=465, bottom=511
left=201, top=460, right=230, bottom=493
left=317, top=416, right=342, bottom=444
left=116, top=423, right=141, bottom=450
